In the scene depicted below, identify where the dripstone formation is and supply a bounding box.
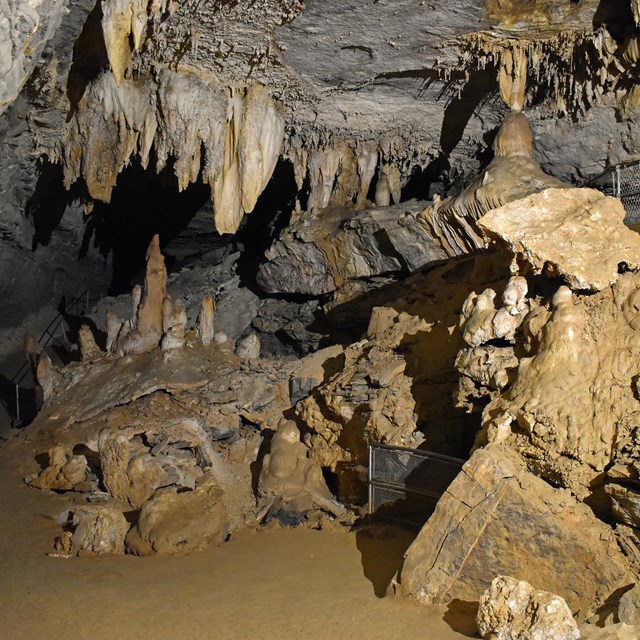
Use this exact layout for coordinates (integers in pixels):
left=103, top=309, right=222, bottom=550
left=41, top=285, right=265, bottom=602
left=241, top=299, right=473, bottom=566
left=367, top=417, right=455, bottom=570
left=2, top=1, right=640, bottom=637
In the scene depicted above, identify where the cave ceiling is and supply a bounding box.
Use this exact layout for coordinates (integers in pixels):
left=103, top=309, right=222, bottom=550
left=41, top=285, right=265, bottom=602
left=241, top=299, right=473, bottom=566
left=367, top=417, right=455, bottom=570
left=1, top=0, right=640, bottom=243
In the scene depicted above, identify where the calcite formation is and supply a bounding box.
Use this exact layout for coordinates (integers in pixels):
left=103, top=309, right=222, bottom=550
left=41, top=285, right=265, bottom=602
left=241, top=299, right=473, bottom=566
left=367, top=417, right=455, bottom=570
left=60, top=71, right=284, bottom=234
left=3, top=2, right=640, bottom=635
left=476, top=576, right=580, bottom=640
left=258, top=418, right=343, bottom=519
left=479, top=188, right=640, bottom=291
left=26, top=446, right=88, bottom=492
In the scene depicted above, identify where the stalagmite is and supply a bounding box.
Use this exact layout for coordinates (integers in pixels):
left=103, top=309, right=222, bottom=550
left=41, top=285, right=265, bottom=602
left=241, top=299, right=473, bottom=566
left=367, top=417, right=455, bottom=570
left=236, top=333, right=260, bottom=359
left=161, top=298, right=187, bottom=351
left=258, top=418, right=344, bottom=518
left=123, top=234, right=167, bottom=354
left=197, top=295, right=216, bottom=346
left=374, top=172, right=391, bottom=207
left=78, top=325, right=102, bottom=361
left=131, top=284, right=142, bottom=329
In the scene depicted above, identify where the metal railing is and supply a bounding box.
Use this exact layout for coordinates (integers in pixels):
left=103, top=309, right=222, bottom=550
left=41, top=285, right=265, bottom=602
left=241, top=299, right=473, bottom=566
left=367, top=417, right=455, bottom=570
left=5, top=290, right=97, bottom=426
left=368, top=443, right=464, bottom=528
left=587, top=159, right=640, bottom=225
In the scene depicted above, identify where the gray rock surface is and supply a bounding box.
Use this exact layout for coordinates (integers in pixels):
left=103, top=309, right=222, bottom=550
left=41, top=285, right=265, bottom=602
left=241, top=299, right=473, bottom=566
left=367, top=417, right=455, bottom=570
left=257, top=200, right=447, bottom=295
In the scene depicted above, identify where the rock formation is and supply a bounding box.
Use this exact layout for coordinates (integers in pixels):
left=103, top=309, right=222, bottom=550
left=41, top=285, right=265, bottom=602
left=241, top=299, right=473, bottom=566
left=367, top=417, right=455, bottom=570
left=2, top=1, right=640, bottom=635
left=476, top=576, right=580, bottom=640
left=396, top=445, right=634, bottom=617
left=258, top=418, right=343, bottom=520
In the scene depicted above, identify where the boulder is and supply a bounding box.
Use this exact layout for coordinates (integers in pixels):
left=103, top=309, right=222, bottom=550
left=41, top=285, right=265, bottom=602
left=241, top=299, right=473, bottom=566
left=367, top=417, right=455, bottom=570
left=618, top=583, right=640, bottom=626
left=126, top=475, right=229, bottom=555
left=69, top=504, right=129, bottom=555
left=476, top=575, right=579, bottom=640
left=396, top=445, right=634, bottom=618
left=478, top=188, right=640, bottom=292
left=27, top=446, right=88, bottom=491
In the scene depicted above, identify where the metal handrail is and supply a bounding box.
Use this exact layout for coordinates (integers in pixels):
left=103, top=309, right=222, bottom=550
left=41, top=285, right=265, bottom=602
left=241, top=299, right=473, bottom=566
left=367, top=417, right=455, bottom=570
left=4, top=290, right=99, bottom=425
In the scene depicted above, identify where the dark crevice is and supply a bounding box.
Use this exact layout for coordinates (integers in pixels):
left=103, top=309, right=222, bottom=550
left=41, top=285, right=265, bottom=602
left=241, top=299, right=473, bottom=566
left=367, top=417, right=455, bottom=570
left=235, top=159, right=299, bottom=294
left=66, top=0, right=110, bottom=121
left=80, top=158, right=211, bottom=295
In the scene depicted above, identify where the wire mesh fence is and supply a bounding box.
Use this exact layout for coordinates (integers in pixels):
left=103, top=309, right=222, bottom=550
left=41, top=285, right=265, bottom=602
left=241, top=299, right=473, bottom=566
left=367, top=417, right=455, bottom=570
left=368, top=443, right=464, bottom=528
left=588, top=159, right=640, bottom=225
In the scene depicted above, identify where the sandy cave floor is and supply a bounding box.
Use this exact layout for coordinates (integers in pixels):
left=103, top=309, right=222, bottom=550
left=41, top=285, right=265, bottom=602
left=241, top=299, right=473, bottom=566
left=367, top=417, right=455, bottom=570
left=0, top=438, right=476, bottom=640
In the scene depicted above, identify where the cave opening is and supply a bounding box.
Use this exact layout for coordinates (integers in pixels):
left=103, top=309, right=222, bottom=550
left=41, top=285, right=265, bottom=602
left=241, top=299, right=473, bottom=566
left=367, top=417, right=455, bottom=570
left=80, top=159, right=213, bottom=295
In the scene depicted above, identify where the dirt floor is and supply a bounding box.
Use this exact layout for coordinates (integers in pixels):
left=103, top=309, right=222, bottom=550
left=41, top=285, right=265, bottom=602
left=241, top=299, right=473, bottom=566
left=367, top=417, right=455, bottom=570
left=0, top=437, right=477, bottom=640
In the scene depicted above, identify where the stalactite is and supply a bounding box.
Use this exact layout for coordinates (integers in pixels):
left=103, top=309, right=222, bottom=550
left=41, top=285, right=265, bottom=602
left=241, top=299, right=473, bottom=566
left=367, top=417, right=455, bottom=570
left=238, top=84, right=285, bottom=215
left=498, top=47, right=527, bottom=111
left=60, top=69, right=284, bottom=234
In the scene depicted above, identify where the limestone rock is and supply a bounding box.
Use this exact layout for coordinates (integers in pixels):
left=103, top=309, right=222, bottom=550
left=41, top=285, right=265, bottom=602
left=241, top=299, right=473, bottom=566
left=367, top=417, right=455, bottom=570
left=0, top=0, right=66, bottom=115
left=581, top=623, right=640, bottom=640
left=476, top=576, right=579, bottom=640
left=289, top=345, right=344, bottom=405
left=98, top=430, right=166, bottom=508
left=258, top=418, right=343, bottom=518
left=70, top=504, right=129, bottom=556
left=27, top=446, right=88, bottom=491
left=236, top=333, right=260, bottom=359
left=472, top=274, right=640, bottom=499
left=606, top=484, right=640, bottom=529
left=397, top=445, right=633, bottom=617
left=125, top=475, right=228, bottom=556
left=479, top=188, right=640, bottom=292
left=257, top=200, right=447, bottom=296
left=618, top=583, right=640, bottom=626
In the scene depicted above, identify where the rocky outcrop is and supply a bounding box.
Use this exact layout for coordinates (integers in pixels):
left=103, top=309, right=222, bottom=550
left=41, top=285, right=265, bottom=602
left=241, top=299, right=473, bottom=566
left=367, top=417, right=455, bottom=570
left=257, top=200, right=447, bottom=296
left=476, top=576, right=580, bottom=640
left=297, top=310, right=428, bottom=474
left=26, top=446, right=89, bottom=492
left=396, top=445, right=634, bottom=617
left=479, top=188, right=640, bottom=292
left=126, top=475, right=228, bottom=556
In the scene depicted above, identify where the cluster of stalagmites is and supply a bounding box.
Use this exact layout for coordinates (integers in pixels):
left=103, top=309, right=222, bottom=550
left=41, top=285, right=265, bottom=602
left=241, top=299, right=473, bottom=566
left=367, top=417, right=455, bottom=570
left=24, top=233, right=354, bottom=557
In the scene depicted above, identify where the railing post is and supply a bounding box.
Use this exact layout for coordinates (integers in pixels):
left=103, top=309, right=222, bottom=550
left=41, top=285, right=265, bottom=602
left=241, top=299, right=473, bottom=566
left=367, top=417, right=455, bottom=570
left=14, top=384, right=20, bottom=426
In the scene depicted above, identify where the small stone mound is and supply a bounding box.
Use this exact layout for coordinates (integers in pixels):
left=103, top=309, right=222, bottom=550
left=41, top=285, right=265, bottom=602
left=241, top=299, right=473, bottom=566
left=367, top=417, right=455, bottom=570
left=476, top=575, right=580, bottom=640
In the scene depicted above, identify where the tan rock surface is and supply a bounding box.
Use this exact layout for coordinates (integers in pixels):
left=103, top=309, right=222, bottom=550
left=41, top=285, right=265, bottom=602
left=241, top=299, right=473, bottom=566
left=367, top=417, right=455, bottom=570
left=479, top=188, right=640, bottom=291
left=476, top=575, right=580, bottom=640
left=126, top=475, right=228, bottom=556
left=581, top=623, right=640, bottom=640
left=69, top=504, right=129, bottom=556
left=26, top=446, right=88, bottom=491
left=397, top=445, right=633, bottom=617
